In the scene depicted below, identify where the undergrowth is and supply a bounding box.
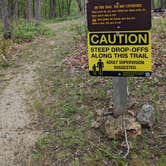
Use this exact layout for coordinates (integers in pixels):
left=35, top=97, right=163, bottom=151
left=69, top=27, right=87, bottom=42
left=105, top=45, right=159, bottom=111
left=30, top=16, right=166, bottom=166
left=44, top=15, right=82, bottom=24
left=12, top=20, right=54, bottom=43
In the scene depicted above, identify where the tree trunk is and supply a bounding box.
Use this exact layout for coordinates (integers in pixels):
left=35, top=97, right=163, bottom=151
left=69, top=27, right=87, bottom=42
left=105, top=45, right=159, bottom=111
left=151, top=0, right=155, bottom=10
left=32, top=0, right=35, bottom=18
left=26, top=0, right=31, bottom=21
left=66, top=0, right=72, bottom=16
left=0, top=0, right=10, bottom=33
left=61, top=0, right=65, bottom=16
left=161, top=0, right=166, bottom=8
left=84, top=0, right=87, bottom=26
left=57, top=0, right=62, bottom=17
left=76, top=0, right=83, bottom=14
left=15, top=1, right=19, bottom=19
left=35, top=0, right=41, bottom=23
left=49, top=0, right=56, bottom=18
left=8, top=0, right=16, bottom=19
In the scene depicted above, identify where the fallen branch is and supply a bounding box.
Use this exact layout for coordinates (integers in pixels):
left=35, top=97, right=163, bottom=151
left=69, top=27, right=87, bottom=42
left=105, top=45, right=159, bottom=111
left=123, top=118, right=130, bottom=159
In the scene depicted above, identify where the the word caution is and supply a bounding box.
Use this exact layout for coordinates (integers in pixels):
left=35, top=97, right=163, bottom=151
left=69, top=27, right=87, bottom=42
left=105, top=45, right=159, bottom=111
left=88, top=31, right=152, bottom=77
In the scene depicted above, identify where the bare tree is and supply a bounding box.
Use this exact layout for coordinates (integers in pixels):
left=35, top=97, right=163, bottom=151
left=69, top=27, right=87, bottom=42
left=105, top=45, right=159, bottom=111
left=151, top=0, right=155, bottom=9
left=0, top=0, right=10, bottom=34
left=66, top=0, right=72, bottom=16
left=32, top=0, right=35, bottom=18
left=26, top=0, right=31, bottom=21
left=57, top=0, right=65, bottom=17
left=8, top=0, right=16, bottom=19
left=161, top=0, right=166, bottom=8
left=76, top=0, right=83, bottom=14
left=49, top=0, right=56, bottom=18
left=35, top=0, right=41, bottom=23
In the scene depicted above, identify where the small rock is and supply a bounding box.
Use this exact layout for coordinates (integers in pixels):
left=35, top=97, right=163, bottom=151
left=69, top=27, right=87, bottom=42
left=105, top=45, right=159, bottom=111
left=137, top=104, right=155, bottom=127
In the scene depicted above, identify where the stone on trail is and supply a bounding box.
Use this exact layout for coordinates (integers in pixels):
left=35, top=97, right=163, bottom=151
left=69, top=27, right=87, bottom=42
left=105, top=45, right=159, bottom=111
left=137, top=104, right=155, bottom=127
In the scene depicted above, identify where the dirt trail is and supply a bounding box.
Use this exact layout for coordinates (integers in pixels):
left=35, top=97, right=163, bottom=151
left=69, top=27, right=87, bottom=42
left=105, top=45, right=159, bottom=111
left=0, top=19, right=81, bottom=166
left=0, top=64, right=41, bottom=165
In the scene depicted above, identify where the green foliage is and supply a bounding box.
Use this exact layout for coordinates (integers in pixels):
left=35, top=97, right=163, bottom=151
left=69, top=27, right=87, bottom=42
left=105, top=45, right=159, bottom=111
left=0, top=61, right=14, bottom=68
left=44, top=16, right=81, bottom=24
left=158, top=155, right=166, bottom=166
left=33, top=99, right=44, bottom=112
left=32, top=150, right=43, bottom=161
left=70, top=22, right=87, bottom=37
left=12, top=20, right=54, bottom=42
left=152, top=17, right=166, bottom=33
left=63, top=105, right=77, bottom=114
left=97, top=87, right=105, bottom=98
left=154, top=0, right=165, bottom=8
left=0, top=22, right=3, bottom=34
left=36, top=137, right=50, bottom=149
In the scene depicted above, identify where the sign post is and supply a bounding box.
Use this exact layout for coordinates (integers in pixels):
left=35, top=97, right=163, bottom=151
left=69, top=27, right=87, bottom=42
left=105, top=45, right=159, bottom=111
left=112, top=77, right=127, bottom=117
left=86, top=0, right=152, bottom=116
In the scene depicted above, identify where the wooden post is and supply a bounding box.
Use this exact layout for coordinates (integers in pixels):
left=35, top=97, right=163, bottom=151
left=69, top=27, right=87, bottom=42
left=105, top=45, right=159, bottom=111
left=112, top=77, right=128, bottom=117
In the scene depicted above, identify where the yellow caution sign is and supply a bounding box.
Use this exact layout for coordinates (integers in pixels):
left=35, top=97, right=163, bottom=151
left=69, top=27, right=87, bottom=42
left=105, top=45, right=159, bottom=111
left=88, top=31, right=152, bottom=77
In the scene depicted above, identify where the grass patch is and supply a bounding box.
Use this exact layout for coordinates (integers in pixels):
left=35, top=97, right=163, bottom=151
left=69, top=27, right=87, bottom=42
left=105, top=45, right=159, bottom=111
left=44, top=16, right=82, bottom=24
left=152, top=15, right=166, bottom=33
left=0, top=61, right=14, bottom=68
left=70, top=23, right=87, bottom=37
left=158, top=155, right=166, bottom=166
left=32, top=150, right=43, bottom=161
left=63, top=105, right=78, bottom=115
left=31, top=20, right=126, bottom=165
left=12, top=20, right=54, bottom=43
left=28, top=17, right=165, bottom=165
left=0, top=22, right=3, bottom=34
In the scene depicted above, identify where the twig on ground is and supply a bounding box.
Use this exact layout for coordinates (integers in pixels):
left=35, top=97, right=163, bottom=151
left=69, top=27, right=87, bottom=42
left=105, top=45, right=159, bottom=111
left=103, top=111, right=113, bottom=116
left=157, top=134, right=166, bottom=138
left=123, top=118, right=130, bottom=159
